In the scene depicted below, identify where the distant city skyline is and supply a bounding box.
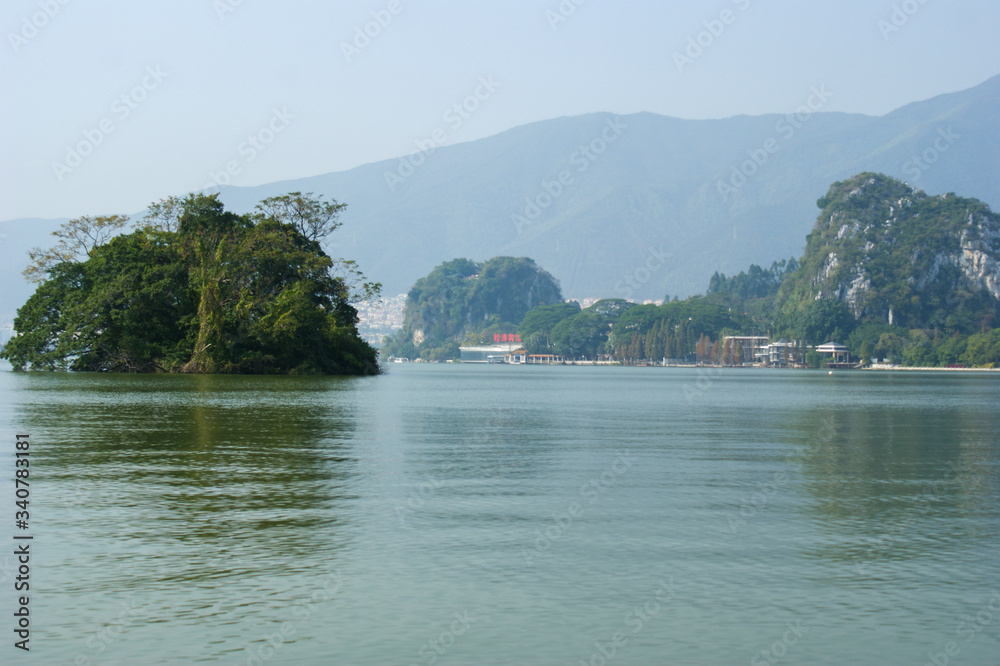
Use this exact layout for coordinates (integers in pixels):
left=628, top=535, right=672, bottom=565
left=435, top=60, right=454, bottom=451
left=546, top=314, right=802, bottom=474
left=2, top=0, right=998, bottom=222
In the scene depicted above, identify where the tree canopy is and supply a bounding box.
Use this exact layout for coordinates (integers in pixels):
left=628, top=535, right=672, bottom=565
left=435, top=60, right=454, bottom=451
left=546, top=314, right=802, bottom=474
left=3, top=193, right=379, bottom=375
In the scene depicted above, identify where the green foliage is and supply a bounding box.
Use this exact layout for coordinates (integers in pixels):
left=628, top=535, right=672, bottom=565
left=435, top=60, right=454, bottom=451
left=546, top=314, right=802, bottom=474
left=467, top=256, right=563, bottom=325
left=845, top=321, right=897, bottom=360
left=2, top=194, right=378, bottom=375
left=787, top=299, right=856, bottom=345
left=960, top=329, right=1000, bottom=367
left=382, top=256, right=562, bottom=359
left=522, top=331, right=549, bottom=355
left=551, top=310, right=609, bottom=359
left=804, top=349, right=826, bottom=369
left=858, top=340, right=873, bottom=365
left=707, top=258, right=797, bottom=301
left=875, top=331, right=909, bottom=364
left=520, top=301, right=581, bottom=342
left=609, top=296, right=744, bottom=362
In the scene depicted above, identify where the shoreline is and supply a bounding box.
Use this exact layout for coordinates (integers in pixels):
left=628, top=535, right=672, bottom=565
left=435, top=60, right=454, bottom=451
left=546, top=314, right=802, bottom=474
left=440, top=361, right=1000, bottom=372
left=864, top=364, right=1000, bottom=372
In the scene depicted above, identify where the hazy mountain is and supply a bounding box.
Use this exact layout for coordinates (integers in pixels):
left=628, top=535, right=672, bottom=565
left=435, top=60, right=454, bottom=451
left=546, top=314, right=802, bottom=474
left=218, top=74, right=1000, bottom=300
left=3, top=74, right=997, bottom=323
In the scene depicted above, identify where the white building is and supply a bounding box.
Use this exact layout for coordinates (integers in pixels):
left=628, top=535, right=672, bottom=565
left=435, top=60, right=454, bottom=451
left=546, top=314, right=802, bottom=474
left=815, top=341, right=850, bottom=364
left=459, top=342, right=522, bottom=363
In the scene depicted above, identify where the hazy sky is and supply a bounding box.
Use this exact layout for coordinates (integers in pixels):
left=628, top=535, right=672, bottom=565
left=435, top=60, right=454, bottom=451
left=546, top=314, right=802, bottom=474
left=2, top=0, right=997, bottom=222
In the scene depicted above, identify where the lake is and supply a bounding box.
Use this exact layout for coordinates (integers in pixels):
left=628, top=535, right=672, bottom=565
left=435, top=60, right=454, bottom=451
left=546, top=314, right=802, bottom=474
left=1, top=363, right=998, bottom=664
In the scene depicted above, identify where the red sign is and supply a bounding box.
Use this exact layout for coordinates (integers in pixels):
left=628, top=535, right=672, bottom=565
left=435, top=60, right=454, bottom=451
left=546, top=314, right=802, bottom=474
left=493, top=333, right=522, bottom=343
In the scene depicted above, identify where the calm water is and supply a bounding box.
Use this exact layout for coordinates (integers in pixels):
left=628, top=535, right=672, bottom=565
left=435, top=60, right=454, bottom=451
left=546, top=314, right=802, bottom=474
left=1, top=364, right=998, bottom=665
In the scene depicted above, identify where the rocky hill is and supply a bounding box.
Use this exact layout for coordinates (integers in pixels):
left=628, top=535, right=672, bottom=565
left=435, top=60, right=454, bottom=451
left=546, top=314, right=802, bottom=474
left=382, top=256, right=562, bottom=360
left=777, top=173, right=1000, bottom=333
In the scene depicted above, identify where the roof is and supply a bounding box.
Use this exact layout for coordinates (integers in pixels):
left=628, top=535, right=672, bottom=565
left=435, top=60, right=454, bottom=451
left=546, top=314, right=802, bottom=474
left=815, top=342, right=848, bottom=352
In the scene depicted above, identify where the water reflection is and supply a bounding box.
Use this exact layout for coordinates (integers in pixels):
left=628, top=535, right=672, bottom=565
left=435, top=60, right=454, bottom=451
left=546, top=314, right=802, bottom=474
left=787, top=377, right=1000, bottom=575
left=2, top=366, right=997, bottom=664
left=9, top=372, right=367, bottom=661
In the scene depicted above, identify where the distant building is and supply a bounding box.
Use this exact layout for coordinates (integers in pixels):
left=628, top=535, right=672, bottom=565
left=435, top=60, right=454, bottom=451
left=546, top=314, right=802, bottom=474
left=764, top=340, right=796, bottom=366
left=459, top=342, right=522, bottom=363
left=354, top=294, right=407, bottom=346
left=721, top=335, right=770, bottom=366
left=0, top=324, right=13, bottom=347
left=815, top=341, right=850, bottom=365
left=504, top=349, right=527, bottom=364
left=526, top=353, right=565, bottom=364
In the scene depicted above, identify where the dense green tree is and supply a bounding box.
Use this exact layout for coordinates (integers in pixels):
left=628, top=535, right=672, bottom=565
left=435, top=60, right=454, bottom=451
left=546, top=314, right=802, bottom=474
left=519, top=301, right=581, bottom=344
left=589, top=298, right=636, bottom=321
left=793, top=299, right=855, bottom=345
left=707, top=258, right=797, bottom=301
left=467, top=257, right=562, bottom=325
left=858, top=340, right=873, bottom=366
left=551, top=311, right=608, bottom=359
left=875, top=332, right=908, bottom=363
left=3, top=194, right=378, bottom=375
left=804, top=349, right=826, bottom=369
left=523, top=331, right=549, bottom=355
left=961, top=330, right=1000, bottom=367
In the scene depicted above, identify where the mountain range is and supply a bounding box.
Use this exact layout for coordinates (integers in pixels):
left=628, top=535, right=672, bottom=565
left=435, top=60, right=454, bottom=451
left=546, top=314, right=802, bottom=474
left=3, top=74, right=998, bottom=323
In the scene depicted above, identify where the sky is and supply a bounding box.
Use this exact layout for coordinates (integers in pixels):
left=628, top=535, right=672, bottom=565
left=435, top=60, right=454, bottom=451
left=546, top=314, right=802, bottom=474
left=2, top=0, right=998, bottom=222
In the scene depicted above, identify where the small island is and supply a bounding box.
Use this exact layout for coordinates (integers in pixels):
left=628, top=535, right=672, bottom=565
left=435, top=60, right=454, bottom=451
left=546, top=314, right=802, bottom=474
left=2, top=193, right=380, bottom=375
